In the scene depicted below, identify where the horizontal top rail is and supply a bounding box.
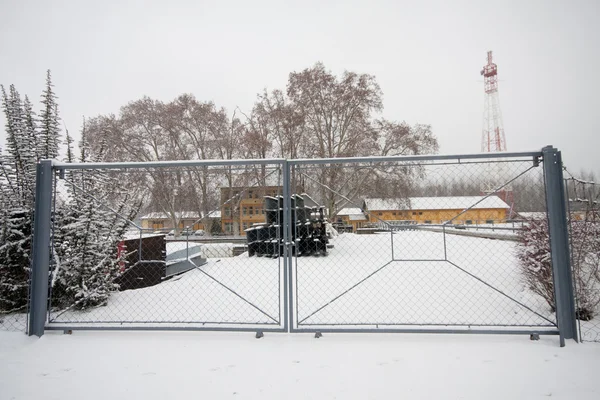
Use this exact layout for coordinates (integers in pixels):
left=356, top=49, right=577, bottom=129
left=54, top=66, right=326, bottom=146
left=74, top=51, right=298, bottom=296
left=289, top=150, right=543, bottom=166
left=51, top=158, right=287, bottom=170
left=47, top=149, right=545, bottom=170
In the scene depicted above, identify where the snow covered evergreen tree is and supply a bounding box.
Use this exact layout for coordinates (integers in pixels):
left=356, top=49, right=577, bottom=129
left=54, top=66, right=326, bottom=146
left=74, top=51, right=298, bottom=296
left=39, top=70, right=60, bottom=159
left=52, top=123, right=140, bottom=309
left=0, top=85, right=36, bottom=312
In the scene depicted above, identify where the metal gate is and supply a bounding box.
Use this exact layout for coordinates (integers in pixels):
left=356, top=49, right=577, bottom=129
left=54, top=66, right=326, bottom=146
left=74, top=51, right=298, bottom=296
left=27, top=147, right=578, bottom=345
left=32, top=159, right=289, bottom=333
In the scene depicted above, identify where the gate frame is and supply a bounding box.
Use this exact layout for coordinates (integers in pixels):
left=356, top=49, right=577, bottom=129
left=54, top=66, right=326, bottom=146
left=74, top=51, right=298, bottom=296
left=286, top=148, right=576, bottom=345
left=29, top=158, right=289, bottom=335
left=28, top=148, right=577, bottom=345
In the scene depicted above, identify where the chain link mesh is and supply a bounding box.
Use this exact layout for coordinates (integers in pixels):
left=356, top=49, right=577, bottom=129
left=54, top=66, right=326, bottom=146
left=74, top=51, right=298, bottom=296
left=46, top=163, right=285, bottom=329
left=7, top=154, right=588, bottom=335
left=291, top=157, right=557, bottom=331
left=565, top=172, right=600, bottom=342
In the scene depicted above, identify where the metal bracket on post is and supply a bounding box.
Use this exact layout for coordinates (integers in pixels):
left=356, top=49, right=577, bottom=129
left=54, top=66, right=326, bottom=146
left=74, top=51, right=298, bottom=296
left=29, top=160, right=54, bottom=337
left=542, top=146, right=577, bottom=346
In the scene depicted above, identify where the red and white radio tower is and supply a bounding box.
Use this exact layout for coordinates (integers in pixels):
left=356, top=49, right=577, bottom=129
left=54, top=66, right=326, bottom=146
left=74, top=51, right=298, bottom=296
left=480, top=51, right=514, bottom=215
left=480, top=51, right=507, bottom=153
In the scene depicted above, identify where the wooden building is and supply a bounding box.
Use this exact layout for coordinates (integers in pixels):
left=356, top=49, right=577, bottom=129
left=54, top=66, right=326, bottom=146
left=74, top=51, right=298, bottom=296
left=335, top=207, right=368, bottom=232
left=363, top=196, right=510, bottom=225
left=220, top=186, right=282, bottom=235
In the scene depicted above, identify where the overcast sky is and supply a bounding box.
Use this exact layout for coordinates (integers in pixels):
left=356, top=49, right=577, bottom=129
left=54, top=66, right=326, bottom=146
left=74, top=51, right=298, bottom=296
left=1, top=0, right=598, bottom=174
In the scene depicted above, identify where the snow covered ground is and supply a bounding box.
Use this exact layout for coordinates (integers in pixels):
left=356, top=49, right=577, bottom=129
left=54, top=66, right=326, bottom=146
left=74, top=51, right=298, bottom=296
left=49, top=231, right=556, bottom=332
left=1, top=330, right=599, bottom=400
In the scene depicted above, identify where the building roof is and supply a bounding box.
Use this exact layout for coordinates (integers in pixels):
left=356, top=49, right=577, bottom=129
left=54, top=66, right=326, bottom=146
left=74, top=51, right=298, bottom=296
left=349, top=214, right=368, bottom=221
left=337, top=207, right=363, bottom=215
left=363, top=196, right=510, bottom=211
left=337, top=207, right=368, bottom=221
left=141, top=210, right=221, bottom=220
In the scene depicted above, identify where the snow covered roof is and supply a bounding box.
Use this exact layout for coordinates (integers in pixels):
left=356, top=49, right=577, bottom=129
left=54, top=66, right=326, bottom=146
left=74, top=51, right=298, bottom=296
left=338, top=207, right=362, bottom=215
left=338, top=207, right=368, bottom=221
left=141, top=210, right=221, bottom=220
left=207, top=210, right=221, bottom=219
left=364, top=196, right=510, bottom=211
left=349, top=214, right=368, bottom=221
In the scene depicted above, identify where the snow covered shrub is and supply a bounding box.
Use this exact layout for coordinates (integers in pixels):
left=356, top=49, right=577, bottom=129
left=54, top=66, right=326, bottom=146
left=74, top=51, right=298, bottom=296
left=569, top=213, right=600, bottom=320
left=51, top=204, right=124, bottom=310
left=517, top=218, right=555, bottom=312
left=517, top=215, right=600, bottom=320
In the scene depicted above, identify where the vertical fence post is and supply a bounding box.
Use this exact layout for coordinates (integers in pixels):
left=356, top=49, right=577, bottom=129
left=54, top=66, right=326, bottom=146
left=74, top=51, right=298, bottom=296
left=542, top=146, right=577, bottom=346
left=28, top=160, right=53, bottom=337
left=282, top=160, right=292, bottom=332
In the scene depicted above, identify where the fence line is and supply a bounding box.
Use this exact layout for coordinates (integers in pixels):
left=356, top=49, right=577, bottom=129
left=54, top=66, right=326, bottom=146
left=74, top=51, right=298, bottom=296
left=0, top=147, right=579, bottom=346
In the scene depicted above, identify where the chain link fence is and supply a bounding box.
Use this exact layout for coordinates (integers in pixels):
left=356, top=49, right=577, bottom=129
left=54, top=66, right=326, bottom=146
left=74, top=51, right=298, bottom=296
left=565, top=171, right=600, bottom=342
left=44, top=160, right=287, bottom=331
left=0, top=309, right=28, bottom=332
left=10, top=147, right=578, bottom=344
left=289, top=155, right=558, bottom=333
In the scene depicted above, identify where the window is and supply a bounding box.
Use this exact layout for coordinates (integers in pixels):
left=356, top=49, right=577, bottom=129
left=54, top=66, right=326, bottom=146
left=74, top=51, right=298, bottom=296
left=151, top=221, right=164, bottom=229
left=486, top=220, right=494, bottom=224
left=242, top=222, right=249, bottom=231
left=378, top=212, right=383, bottom=216
left=224, top=207, right=231, bottom=217
left=224, top=222, right=233, bottom=233
left=425, top=220, right=431, bottom=224
left=466, top=220, right=473, bottom=225
left=242, top=207, right=247, bottom=216
left=248, top=190, right=254, bottom=199
left=412, top=212, right=417, bottom=216
left=393, top=212, right=396, bottom=216
left=419, top=212, right=423, bottom=215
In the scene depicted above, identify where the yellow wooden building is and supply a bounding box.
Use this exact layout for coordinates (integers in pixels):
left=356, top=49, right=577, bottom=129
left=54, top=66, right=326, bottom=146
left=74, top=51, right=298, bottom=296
left=363, top=196, right=510, bottom=225
left=220, top=186, right=282, bottom=235
left=335, top=207, right=368, bottom=232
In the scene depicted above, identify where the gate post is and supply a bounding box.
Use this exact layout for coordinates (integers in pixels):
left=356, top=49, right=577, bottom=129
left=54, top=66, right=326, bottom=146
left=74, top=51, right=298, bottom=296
left=542, top=146, right=577, bottom=346
left=28, top=160, right=53, bottom=337
left=282, top=160, right=293, bottom=332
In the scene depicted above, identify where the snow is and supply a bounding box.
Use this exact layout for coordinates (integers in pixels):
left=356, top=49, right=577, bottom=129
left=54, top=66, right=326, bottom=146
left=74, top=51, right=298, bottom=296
left=1, top=330, right=599, bottom=400
left=364, top=195, right=510, bottom=211
left=47, top=231, right=557, bottom=330
left=517, top=212, right=547, bottom=220
left=3, top=230, right=600, bottom=399
left=337, top=207, right=368, bottom=221
left=337, top=207, right=363, bottom=215
left=140, top=211, right=202, bottom=219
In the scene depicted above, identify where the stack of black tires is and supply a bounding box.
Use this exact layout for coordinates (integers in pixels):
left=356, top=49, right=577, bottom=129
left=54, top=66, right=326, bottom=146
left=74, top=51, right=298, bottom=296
left=245, top=194, right=329, bottom=257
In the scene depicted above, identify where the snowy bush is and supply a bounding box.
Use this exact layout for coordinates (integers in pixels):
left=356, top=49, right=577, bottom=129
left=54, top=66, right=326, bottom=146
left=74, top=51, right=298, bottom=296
left=1, top=73, right=139, bottom=313
left=52, top=205, right=124, bottom=309
left=50, top=130, right=139, bottom=310
left=569, top=213, right=600, bottom=320
left=0, top=209, right=33, bottom=312
left=517, top=216, right=600, bottom=320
